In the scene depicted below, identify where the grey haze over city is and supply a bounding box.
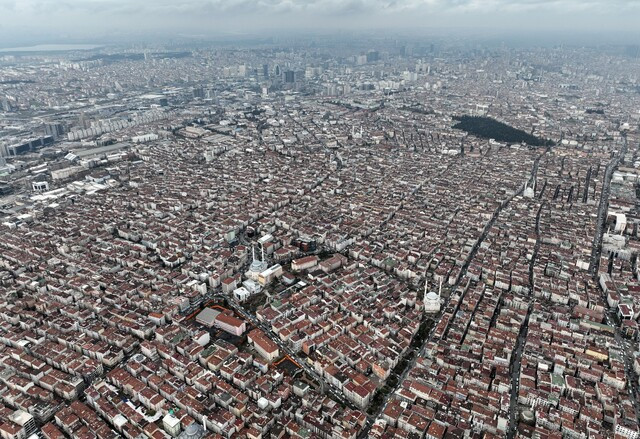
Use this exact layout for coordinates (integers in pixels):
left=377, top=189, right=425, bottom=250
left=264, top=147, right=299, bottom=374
left=1, top=0, right=640, bottom=47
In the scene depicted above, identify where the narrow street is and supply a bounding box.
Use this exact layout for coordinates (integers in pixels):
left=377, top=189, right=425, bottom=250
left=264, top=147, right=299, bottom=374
left=507, top=201, right=545, bottom=438
left=589, top=136, right=627, bottom=275
left=586, top=136, right=639, bottom=415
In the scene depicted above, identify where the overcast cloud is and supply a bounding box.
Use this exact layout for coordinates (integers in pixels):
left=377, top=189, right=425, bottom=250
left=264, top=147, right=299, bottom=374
left=0, top=0, right=638, bottom=46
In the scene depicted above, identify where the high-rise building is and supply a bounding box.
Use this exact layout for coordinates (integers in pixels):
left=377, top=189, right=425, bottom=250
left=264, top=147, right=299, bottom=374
left=44, top=122, right=65, bottom=139
left=193, top=87, right=205, bottom=99
left=284, top=70, right=295, bottom=83
left=78, top=112, right=89, bottom=129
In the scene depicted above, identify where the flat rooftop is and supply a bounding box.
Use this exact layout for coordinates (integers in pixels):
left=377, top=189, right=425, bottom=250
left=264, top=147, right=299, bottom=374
left=196, top=307, right=221, bottom=326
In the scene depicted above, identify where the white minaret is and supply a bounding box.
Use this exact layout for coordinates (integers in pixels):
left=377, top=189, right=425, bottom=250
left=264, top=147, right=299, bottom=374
left=423, top=279, right=429, bottom=304
left=247, top=244, right=268, bottom=281
left=261, top=244, right=265, bottom=262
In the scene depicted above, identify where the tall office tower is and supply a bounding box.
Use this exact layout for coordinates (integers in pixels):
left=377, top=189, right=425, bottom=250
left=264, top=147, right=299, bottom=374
left=78, top=112, right=89, bottom=129
left=193, top=87, right=205, bottom=99
left=284, top=70, right=295, bottom=83
left=44, top=122, right=65, bottom=139
left=366, top=50, right=380, bottom=63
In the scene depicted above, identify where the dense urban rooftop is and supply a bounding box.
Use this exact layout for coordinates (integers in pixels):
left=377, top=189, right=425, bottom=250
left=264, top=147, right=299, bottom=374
left=0, top=39, right=639, bottom=439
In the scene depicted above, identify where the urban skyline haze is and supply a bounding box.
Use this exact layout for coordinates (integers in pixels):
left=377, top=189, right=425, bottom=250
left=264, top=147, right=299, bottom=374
left=0, top=0, right=639, bottom=48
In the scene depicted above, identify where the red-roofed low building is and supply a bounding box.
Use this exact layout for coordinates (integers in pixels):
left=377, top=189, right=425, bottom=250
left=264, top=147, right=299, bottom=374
left=291, top=256, right=319, bottom=272
left=343, top=381, right=374, bottom=409
left=0, top=421, right=24, bottom=439
left=41, top=422, right=65, bottom=439
left=617, top=303, right=634, bottom=321
left=215, top=313, right=246, bottom=336
left=247, top=329, right=279, bottom=362
left=222, top=277, right=238, bottom=294
left=425, top=421, right=447, bottom=439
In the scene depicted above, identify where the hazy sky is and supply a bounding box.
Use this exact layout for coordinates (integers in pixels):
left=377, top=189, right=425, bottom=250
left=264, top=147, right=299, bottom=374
left=0, top=0, right=639, bottom=46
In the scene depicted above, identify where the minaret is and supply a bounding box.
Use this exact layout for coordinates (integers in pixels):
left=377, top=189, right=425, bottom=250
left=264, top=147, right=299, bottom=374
left=247, top=243, right=268, bottom=281
left=261, top=244, right=265, bottom=262
left=438, top=278, right=442, bottom=301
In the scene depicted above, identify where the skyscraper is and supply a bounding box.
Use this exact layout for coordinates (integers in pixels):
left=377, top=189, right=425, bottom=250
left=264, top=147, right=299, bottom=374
left=366, top=50, right=380, bottom=63
left=44, top=122, right=65, bottom=139
left=284, top=70, right=295, bottom=83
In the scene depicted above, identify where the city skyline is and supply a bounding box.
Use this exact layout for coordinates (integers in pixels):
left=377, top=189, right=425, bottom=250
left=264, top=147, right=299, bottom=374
left=1, top=0, right=640, bottom=48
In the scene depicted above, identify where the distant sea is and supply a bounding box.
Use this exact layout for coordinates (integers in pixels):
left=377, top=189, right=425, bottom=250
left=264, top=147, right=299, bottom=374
left=0, top=44, right=104, bottom=53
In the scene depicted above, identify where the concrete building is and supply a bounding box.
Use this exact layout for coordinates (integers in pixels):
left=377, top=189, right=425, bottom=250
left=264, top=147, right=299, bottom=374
left=163, top=414, right=181, bottom=437
left=196, top=308, right=221, bottom=328
left=248, top=329, right=279, bottom=362
left=291, top=256, right=319, bottom=272
left=258, top=264, right=283, bottom=286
